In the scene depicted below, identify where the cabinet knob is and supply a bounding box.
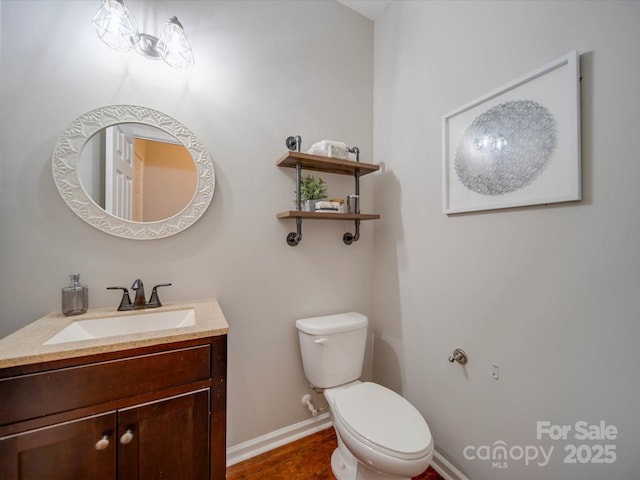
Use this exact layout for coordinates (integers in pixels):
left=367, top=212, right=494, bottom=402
left=120, top=429, right=134, bottom=445
left=95, top=435, right=110, bottom=450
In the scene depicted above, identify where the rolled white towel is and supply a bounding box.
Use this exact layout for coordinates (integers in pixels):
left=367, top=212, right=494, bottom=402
left=307, top=140, right=348, bottom=156
left=311, top=140, right=347, bottom=150
left=307, top=145, right=328, bottom=156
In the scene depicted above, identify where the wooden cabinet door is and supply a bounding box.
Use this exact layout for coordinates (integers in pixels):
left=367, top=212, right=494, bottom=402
left=0, top=412, right=116, bottom=480
left=118, top=389, right=209, bottom=480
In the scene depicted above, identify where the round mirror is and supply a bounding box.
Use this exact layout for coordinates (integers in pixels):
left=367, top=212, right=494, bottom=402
left=52, top=105, right=215, bottom=239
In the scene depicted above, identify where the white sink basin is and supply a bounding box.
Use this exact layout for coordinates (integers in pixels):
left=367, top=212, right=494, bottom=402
left=44, top=309, right=196, bottom=345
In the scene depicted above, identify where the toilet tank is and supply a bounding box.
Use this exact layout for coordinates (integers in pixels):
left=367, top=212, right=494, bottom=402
left=296, top=312, right=368, bottom=389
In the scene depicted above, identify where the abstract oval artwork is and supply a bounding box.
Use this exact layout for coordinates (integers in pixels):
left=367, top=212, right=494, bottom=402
left=454, top=100, right=557, bottom=196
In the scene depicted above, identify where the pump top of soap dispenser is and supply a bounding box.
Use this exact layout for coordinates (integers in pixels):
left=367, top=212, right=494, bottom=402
left=69, top=273, right=81, bottom=288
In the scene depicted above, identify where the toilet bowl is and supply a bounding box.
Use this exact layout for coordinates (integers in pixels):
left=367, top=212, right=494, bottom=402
left=296, top=313, right=433, bottom=480
left=327, top=382, right=433, bottom=479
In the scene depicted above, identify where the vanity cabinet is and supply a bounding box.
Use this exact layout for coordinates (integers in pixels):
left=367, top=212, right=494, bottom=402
left=0, top=335, right=227, bottom=480
left=1, top=412, right=116, bottom=479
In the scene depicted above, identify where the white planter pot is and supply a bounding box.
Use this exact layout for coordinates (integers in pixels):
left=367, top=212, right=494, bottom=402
left=303, top=200, right=316, bottom=212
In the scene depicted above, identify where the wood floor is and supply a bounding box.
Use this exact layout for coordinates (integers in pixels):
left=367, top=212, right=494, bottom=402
left=226, top=427, right=444, bottom=480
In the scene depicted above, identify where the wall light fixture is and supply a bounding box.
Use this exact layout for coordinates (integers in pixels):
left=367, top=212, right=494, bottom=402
left=91, top=0, right=195, bottom=69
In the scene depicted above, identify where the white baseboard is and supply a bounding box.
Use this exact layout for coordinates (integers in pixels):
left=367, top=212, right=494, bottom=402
left=226, top=412, right=332, bottom=467
left=431, top=449, right=470, bottom=480
left=227, top=414, right=470, bottom=480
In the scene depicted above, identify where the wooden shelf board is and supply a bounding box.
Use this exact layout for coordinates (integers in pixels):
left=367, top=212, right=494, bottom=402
left=276, top=151, right=379, bottom=176
left=277, top=211, right=380, bottom=221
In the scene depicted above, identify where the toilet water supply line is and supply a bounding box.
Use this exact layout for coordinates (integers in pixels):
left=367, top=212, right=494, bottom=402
left=301, top=394, right=321, bottom=417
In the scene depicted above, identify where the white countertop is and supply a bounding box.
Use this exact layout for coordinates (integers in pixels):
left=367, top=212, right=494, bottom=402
left=0, top=298, right=229, bottom=369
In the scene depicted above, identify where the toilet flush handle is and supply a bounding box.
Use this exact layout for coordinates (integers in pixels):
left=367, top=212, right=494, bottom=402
left=314, top=338, right=328, bottom=345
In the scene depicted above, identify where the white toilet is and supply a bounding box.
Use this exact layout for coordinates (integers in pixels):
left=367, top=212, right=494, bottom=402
left=296, top=312, right=433, bottom=480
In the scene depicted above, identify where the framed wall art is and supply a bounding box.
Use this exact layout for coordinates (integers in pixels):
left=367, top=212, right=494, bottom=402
left=442, top=51, right=581, bottom=214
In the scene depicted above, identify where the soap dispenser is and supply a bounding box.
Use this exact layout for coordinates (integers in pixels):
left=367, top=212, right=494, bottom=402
left=62, top=273, right=88, bottom=316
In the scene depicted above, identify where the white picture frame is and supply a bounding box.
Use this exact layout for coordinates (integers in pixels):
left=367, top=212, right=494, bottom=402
left=442, top=51, right=581, bottom=214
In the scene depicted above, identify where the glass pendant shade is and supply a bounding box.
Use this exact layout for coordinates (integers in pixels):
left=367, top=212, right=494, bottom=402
left=91, top=0, right=139, bottom=51
left=157, top=17, right=195, bottom=69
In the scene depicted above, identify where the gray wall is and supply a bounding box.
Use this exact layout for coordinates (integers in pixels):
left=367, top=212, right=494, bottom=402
left=0, top=0, right=373, bottom=447
left=372, top=1, right=640, bottom=479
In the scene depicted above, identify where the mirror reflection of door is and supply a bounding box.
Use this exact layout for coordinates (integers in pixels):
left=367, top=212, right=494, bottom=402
left=79, top=124, right=197, bottom=223
left=105, top=125, right=135, bottom=220
left=134, top=145, right=144, bottom=221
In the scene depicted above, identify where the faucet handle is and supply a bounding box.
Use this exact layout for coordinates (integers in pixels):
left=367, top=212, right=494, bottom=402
left=107, top=287, right=133, bottom=311
left=147, top=283, right=172, bottom=308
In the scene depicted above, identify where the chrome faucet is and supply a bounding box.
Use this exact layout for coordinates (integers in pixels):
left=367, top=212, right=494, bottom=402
left=107, top=279, right=172, bottom=311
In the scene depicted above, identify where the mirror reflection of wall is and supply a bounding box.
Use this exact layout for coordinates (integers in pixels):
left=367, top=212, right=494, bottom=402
left=137, top=138, right=197, bottom=221
left=78, top=124, right=197, bottom=223
left=79, top=130, right=105, bottom=208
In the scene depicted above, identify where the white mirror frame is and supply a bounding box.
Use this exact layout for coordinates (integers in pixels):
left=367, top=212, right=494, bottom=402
left=52, top=105, right=215, bottom=239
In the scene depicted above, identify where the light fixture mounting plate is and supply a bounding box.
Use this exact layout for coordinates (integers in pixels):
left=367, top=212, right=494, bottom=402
left=136, top=33, right=162, bottom=60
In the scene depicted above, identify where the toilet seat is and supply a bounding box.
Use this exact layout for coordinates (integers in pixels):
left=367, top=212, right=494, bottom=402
left=333, top=382, right=432, bottom=461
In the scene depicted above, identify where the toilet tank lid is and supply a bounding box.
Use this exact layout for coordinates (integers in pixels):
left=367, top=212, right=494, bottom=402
left=295, top=312, right=368, bottom=335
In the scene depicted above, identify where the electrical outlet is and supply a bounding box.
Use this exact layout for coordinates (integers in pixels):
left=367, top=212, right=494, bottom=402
left=491, top=364, right=499, bottom=380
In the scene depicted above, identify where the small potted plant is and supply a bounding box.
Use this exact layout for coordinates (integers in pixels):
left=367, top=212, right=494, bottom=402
left=295, top=174, right=328, bottom=211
